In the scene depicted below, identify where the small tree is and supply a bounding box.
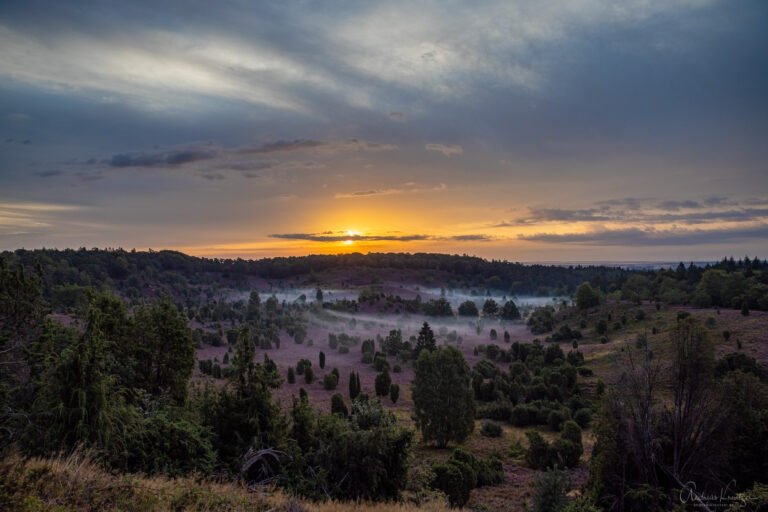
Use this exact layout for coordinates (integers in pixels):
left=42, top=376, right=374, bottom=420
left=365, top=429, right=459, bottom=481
left=331, top=393, right=348, bottom=416
left=412, top=346, right=475, bottom=447
left=390, top=383, right=400, bottom=404
left=375, top=369, right=392, bottom=397
left=458, top=300, right=479, bottom=317
left=482, top=298, right=499, bottom=317
left=414, top=322, right=436, bottom=356
left=531, top=467, right=568, bottom=512
left=287, top=366, right=295, bottom=384
left=501, top=300, right=521, bottom=320
left=741, top=301, right=750, bottom=316
left=319, top=351, right=326, bottom=369
left=304, top=366, right=314, bottom=384
left=349, top=371, right=360, bottom=399
left=323, top=372, right=338, bottom=390
left=576, top=282, right=600, bottom=310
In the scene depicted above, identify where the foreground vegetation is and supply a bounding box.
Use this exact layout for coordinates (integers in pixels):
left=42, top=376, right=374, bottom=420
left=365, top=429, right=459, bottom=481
left=1, top=249, right=767, bottom=511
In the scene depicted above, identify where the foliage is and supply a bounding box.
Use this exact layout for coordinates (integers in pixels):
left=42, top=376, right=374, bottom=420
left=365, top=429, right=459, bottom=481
left=458, top=300, right=479, bottom=317
left=412, top=347, right=475, bottom=448
left=531, top=467, right=569, bottom=512
left=480, top=420, right=503, bottom=437
left=575, top=282, right=600, bottom=310
left=414, top=322, right=437, bottom=356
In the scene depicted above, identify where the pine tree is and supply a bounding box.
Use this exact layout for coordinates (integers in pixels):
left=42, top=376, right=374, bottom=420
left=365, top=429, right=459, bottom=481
left=412, top=346, right=475, bottom=447
left=414, top=322, right=437, bottom=356
left=375, top=369, right=392, bottom=397
left=349, top=371, right=360, bottom=399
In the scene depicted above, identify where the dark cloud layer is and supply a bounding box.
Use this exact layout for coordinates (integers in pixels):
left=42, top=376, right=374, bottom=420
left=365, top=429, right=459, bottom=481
left=108, top=148, right=218, bottom=168
left=519, top=225, right=768, bottom=246
left=270, top=232, right=493, bottom=243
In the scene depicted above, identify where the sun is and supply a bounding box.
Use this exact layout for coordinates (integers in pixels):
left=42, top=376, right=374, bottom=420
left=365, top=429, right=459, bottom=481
left=343, top=229, right=360, bottom=245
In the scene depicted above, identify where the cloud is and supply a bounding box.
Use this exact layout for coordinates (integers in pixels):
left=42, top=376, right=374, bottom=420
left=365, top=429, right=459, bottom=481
left=236, top=139, right=397, bottom=155
left=5, top=112, right=31, bottom=122
left=0, top=200, right=86, bottom=235
left=495, top=198, right=768, bottom=227
left=74, top=171, right=104, bottom=182
left=518, top=225, right=768, bottom=246
left=108, top=147, right=218, bottom=167
left=237, top=139, right=324, bottom=155
left=270, top=232, right=431, bottom=242
left=388, top=111, right=406, bottom=121
left=334, top=182, right=447, bottom=199
left=450, top=234, right=493, bottom=241
left=35, top=170, right=63, bottom=178
left=269, top=230, right=492, bottom=243
left=425, top=143, right=463, bottom=157
left=656, top=200, right=701, bottom=211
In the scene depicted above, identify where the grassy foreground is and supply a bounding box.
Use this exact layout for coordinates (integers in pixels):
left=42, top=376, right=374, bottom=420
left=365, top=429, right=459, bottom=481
left=0, top=451, right=453, bottom=512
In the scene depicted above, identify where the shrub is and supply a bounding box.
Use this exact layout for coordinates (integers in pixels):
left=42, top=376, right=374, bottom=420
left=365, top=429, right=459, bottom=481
left=390, top=383, right=400, bottom=404
left=392, top=364, right=402, bottom=373
left=525, top=431, right=554, bottom=469
left=373, top=354, right=389, bottom=372
left=430, top=461, right=473, bottom=508
left=323, top=372, right=338, bottom=390
left=573, top=408, right=592, bottom=429
left=596, top=319, right=607, bottom=335
left=511, top=404, right=538, bottom=427
left=547, top=409, right=566, bottom=431
left=531, top=467, right=568, bottom=512
left=338, top=346, right=349, bottom=354
left=319, top=351, right=326, bottom=369
left=331, top=393, right=348, bottom=417
left=287, top=366, right=295, bottom=384
left=362, top=352, right=373, bottom=364
left=375, top=370, right=392, bottom=397
left=477, top=401, right=512, bottom=422
left=480, top=420, right=503, bottom=437
left=304, top=366, right=314, bottom=384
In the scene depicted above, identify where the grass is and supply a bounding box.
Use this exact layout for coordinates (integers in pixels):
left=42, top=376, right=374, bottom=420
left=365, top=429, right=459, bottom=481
left=0, top=451, right=454, bottom=512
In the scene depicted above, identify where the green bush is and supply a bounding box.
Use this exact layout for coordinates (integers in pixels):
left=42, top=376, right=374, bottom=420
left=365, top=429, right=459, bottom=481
left=430, top=460, right=473, bottom=508
left=547, top=409, right=566, bottom=431
left=531, top=467, right=568, bottom=512
left=389, top=383, right=400, bottom=404
left=573, top=408, right=592, bottom=429
left=323, top=372, right=338, bottom=390
left=480, top=420, right=503, bottom=437
left=525, top=431, right=554, bottom=469
left=330, top=393, right=348, bottom=417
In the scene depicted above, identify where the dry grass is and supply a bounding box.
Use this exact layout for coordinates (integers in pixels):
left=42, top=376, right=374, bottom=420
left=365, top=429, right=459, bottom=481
left=0, top=451, right=454, bottom=512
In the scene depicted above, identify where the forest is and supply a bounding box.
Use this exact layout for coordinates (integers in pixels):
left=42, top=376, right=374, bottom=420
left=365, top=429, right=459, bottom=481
left=1, top=249, right=767, bottom=511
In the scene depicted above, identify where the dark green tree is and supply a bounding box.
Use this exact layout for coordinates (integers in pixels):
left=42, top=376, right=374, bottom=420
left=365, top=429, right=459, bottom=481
left=501, top=300, right=521, bottom=320
left=458, top=300, right=479, bottom=317
left=131, top=298, right=195, bottom=402
left=331, top=393, right=348, bottom=417
left=576, top=282, right=600, bottom=310
left=482, top=298, right=499, bottom=317
left=375, top=369, right=391, bottom=397
left=414, top=322, right=437, bottom=356
left=412, top=346, right=475, bottom=447
left=389, top=383, right=400, bottom=404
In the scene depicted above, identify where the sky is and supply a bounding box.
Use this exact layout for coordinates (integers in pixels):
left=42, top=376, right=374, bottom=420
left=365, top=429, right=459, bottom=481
left=0, top=0, right=766, bottom=262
